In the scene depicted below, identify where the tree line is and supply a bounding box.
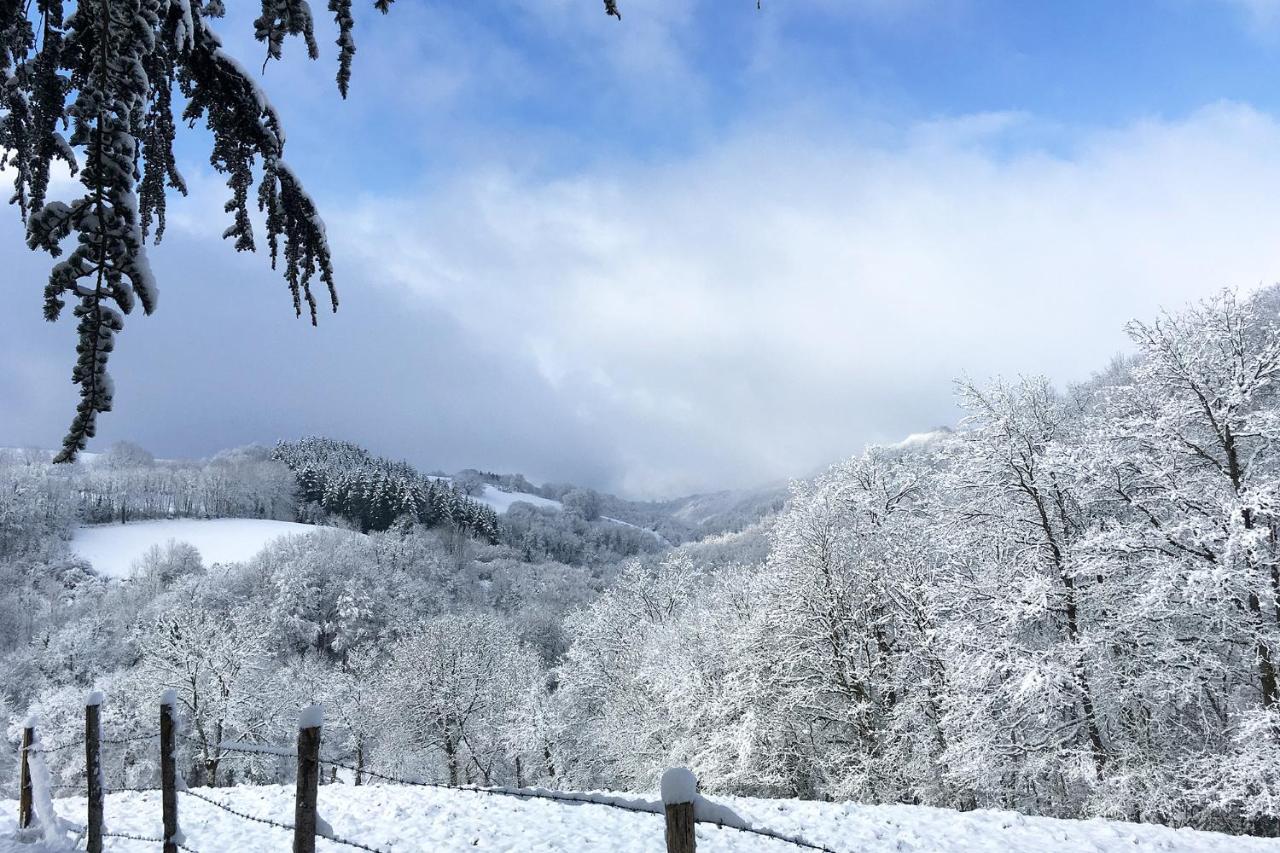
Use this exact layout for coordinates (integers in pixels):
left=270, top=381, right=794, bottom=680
left=273, top=437, right=500, bottom=540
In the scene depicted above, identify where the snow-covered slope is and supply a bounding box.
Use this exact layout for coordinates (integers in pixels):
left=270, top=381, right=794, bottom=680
left=889, top=427, right=954, bottom=449
left=71, top=519, right=341, bottom=578
left=2, top=784, right=1271, bottom=853
left=476, top=484, right=563, bottom=514
left=426, top=477, right=564, bottom=514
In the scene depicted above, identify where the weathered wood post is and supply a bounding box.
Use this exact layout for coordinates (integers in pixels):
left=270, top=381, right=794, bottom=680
left=293, top=705, right=323, bottom=853
left=161, top=691, right=179, bottom=853
left=85, top=691, right=104, bottom=853
left=660, top=767, right=697, bottom=853
left=18, top=722, right=34, bottom=830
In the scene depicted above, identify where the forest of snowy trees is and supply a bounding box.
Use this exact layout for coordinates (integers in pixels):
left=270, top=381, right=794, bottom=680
left=273, top=438, right=500, bottom=539
left=2, top=287, right=1280, bottom=837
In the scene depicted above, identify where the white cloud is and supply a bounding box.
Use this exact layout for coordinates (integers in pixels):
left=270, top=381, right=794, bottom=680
left=334, top=102, right=1280, bottom=496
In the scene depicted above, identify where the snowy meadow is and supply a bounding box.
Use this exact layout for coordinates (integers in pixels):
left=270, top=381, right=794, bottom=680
left=3, top=288, right=1280, bottom=850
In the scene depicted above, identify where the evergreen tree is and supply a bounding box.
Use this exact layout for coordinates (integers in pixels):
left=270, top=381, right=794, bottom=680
left=272, top=436, right=497, bottom=539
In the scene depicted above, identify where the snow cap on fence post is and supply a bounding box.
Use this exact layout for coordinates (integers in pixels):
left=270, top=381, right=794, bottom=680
left=660, top=767, right=698, bottom=805
left=161, top=688, right=177, bottom=707
left=85, top=690, right=104, bottom=707
left=299, top=704, right=323, bottom=730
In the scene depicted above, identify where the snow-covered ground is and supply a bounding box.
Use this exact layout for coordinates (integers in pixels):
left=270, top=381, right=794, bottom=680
left=600, top=515, right=669, bottom=545
left=426, top=476, right=565, bottom=514
left=470, top=485, right=668, bottom=541
left=71, top=519, right=341, bottom=578
left=2, top=784, right=1274, bottom=853
left=476, top=484, right=563, bottom=514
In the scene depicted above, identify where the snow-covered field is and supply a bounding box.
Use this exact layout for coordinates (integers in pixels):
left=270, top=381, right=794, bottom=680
left=426, top=476, right=565, bottom=514
left=476, top=484, right=563, bottom=514
left=2, top=784, right=1275, bottom=853
left=71, top=519, right=340, bottom=578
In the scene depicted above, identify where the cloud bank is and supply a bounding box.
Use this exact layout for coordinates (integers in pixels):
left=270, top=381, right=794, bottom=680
left=324, top=103, right=1280, bottom=495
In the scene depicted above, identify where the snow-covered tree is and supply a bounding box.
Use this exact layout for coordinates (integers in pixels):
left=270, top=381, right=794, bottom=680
left=378, top=612, right=540, bottom=786
left=136, top=599, right=274, bottom=786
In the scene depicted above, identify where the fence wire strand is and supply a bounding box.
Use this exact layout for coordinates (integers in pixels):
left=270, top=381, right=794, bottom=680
left=31, top=731, right=152, bottom=755
left=180, top=787, right=296, bottom=834
left=101, top=733, right=159, bottom=746
left=317, top=757, right=840, bottom=852
left=30, top=735, right=86, bottom=754
left=178, top=733, right=296, bottom=758
left=102, top=829, right=164, bottom=845
left=101, top=829, right=203, bottom=853
left=181, top=787, right=392, bottom=853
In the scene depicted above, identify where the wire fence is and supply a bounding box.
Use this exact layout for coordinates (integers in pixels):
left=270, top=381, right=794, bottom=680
left=313, top=756, right=841, bottom=853
left=28, top=735, right=86, bottom=754
left=31, top=732, right=161, bottom=801
left=182, top=787, right=393, bottom=853
left=102, top=828, right=205, bottom=853
left=17, top=703, right=842, bottom=853
left=30, top=732, right=154, bottom=755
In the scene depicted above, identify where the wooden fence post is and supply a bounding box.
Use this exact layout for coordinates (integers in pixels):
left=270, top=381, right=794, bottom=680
left=660, top=767, right=697, bottom=853
left=161, top=691, right=179, bottom=853
left=85, top=692, right=104, bottom=853
left=293, top=705, right=323, bottom=853
left=18, top=723, right=33, bottom=830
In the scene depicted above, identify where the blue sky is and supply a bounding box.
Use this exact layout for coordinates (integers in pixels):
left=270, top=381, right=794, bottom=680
left=7, top=0, right=1280, bottom=496
left=250, top=0, right=1280, bottom=178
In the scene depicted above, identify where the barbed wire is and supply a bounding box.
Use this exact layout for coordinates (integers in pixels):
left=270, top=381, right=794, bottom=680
left=700, top=820, right=840, bottom=853
left=37, top=728, right=836, bottom=852
left=101, top=734, right=159, bottom=746
left=181, top=788, right=392, bottom=853
left=29, top=735, right=86, bottom=754
left=52, top=783, right=161, bottom=792
left=178, top=733, right=296, bottom=758
left=317, top=758, right=840, bottom=852
left=29, top=731, right=153, bottom=755
left=318, top=759, right=448, bottom=791
left=107, top=784, right=164, bottom=794
left=181, top=787, right=297, bottom=834
left=102, top=830, right=164, bottom=845
left=101, top=829, right=204, bottom=853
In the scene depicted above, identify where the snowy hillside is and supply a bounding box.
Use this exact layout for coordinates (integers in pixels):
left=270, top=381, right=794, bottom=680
left=2, top=784, right=1272, bottom=852
left=71, top=519, right=343, bottom=578
left=476, top=484, right=563, bottom=514
left=426, top=475, right=564, bottom=514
